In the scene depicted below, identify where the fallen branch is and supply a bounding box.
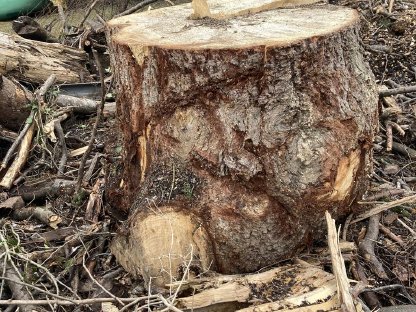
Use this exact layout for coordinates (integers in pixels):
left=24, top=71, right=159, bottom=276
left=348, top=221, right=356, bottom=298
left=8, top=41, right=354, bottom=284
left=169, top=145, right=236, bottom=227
left=55, top=94, right=99, bottom=114
left=364, top=189, right=406, bottom=201
left=351, top=261, right=380, bottom=310
left=85, top=176, right=104, bottom=222
left=54, top=119, right=68, bottom=174
left=358, top=214, right=388, bottom=279
left=379, top=223, right=406, bottom=248
left=397, top=218, right=416, bottom=238
left=11, top=204, right=62, bottom=229
left=353, top=194, right=416, bottom=223
left=391, top=142, right=416, bottom=159
left=379, top=85, right=416, bottom=97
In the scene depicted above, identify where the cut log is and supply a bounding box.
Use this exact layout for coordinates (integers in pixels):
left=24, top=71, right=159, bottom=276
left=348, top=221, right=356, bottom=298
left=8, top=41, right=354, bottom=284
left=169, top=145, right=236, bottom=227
left=0, top=32, right=91, bottom=84
left=0, top=75, right=33, bottom=132
left=107, top=0, right=378, bottom=287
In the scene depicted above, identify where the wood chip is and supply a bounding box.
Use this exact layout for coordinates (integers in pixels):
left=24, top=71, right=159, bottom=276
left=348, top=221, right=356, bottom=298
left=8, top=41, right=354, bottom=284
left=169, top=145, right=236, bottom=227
left=70, top=146, right=89, bottom=157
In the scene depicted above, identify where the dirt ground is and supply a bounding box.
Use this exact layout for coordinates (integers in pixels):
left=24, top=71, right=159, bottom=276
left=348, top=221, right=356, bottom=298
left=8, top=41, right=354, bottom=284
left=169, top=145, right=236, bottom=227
left=0, top=0, right=415, bottom=311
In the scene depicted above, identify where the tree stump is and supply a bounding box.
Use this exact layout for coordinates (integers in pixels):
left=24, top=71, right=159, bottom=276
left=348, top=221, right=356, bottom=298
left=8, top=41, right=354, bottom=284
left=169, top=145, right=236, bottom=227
left=107, top=0, right=378, bottom=287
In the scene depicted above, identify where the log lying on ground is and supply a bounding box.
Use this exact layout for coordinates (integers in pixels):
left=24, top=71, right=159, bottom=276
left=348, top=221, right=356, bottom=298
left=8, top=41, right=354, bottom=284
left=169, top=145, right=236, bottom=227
left=0, top=32, right=91, bottom=84
left=107, top=0, right=378, bottom=286
left=54, top=94, right=116, bottom=116
left=0, top=75, right=32, bottom=132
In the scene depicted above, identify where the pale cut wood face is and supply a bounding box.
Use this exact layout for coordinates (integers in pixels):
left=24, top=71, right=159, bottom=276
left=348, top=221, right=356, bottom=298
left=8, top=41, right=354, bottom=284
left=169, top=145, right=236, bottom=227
left=108, top=2, right=358, bottom=50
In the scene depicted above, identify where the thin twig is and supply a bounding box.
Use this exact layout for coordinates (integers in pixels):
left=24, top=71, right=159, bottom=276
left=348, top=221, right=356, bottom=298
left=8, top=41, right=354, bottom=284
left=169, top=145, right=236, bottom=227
left=76, top=49, right=105, bottom=192
left=114, top=0, right=158, bottom=18
left=353, top=194, right=416, bottom=223
left=0, top=277, right=76, bottom=303
left=0, top=297, right=156, bottom=306
left=9, top=250, right=60, bottom=297
left=397, top=218, right=416, bottom=237
left=79, top=0, right=100, bottom=29
left=82, top=252, right=124, bottom=306
left=158, top=294, right=183, bottom=312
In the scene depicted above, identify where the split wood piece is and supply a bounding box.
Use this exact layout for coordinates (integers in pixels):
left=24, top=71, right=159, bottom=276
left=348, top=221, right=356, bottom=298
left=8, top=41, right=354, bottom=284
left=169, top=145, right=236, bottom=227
left=314, top=240, right=358, bottom=256
left=107, top=2, right=378, bottom=286
left=190, top=0, right=322, bottom=19
left=358, top=214, right=388, bottom=279
left=325, top=211, right=356, bottom=312
left=85, top=176, right=105, bottom=222
left=1, top=110, right=34, bottom=171
left=12, top=204, right=62, bottom=229
left=70, top=146, right=89, bottom=157
left=0, top=75, right=33, bottom=132
left=175, top=262, right=361, bottom=312
left=0, top=32, right=91, bottom=84
left=43, top=112, right=68, bottom=143
left=353, top=194, right=416, bottom=223
left=0, top=123, right=35, bottom=189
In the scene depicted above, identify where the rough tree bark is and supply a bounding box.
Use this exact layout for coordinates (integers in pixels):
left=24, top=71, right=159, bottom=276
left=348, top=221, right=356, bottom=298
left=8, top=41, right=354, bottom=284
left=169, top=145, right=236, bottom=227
left=107, top=0, right=378, bottom=287
left=0, top=32, right=91, bottom=84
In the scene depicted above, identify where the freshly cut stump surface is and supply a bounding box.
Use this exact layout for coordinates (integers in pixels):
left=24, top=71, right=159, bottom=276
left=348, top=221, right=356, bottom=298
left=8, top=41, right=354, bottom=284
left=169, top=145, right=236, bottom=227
left=107, top=1, right=378, bottom=286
